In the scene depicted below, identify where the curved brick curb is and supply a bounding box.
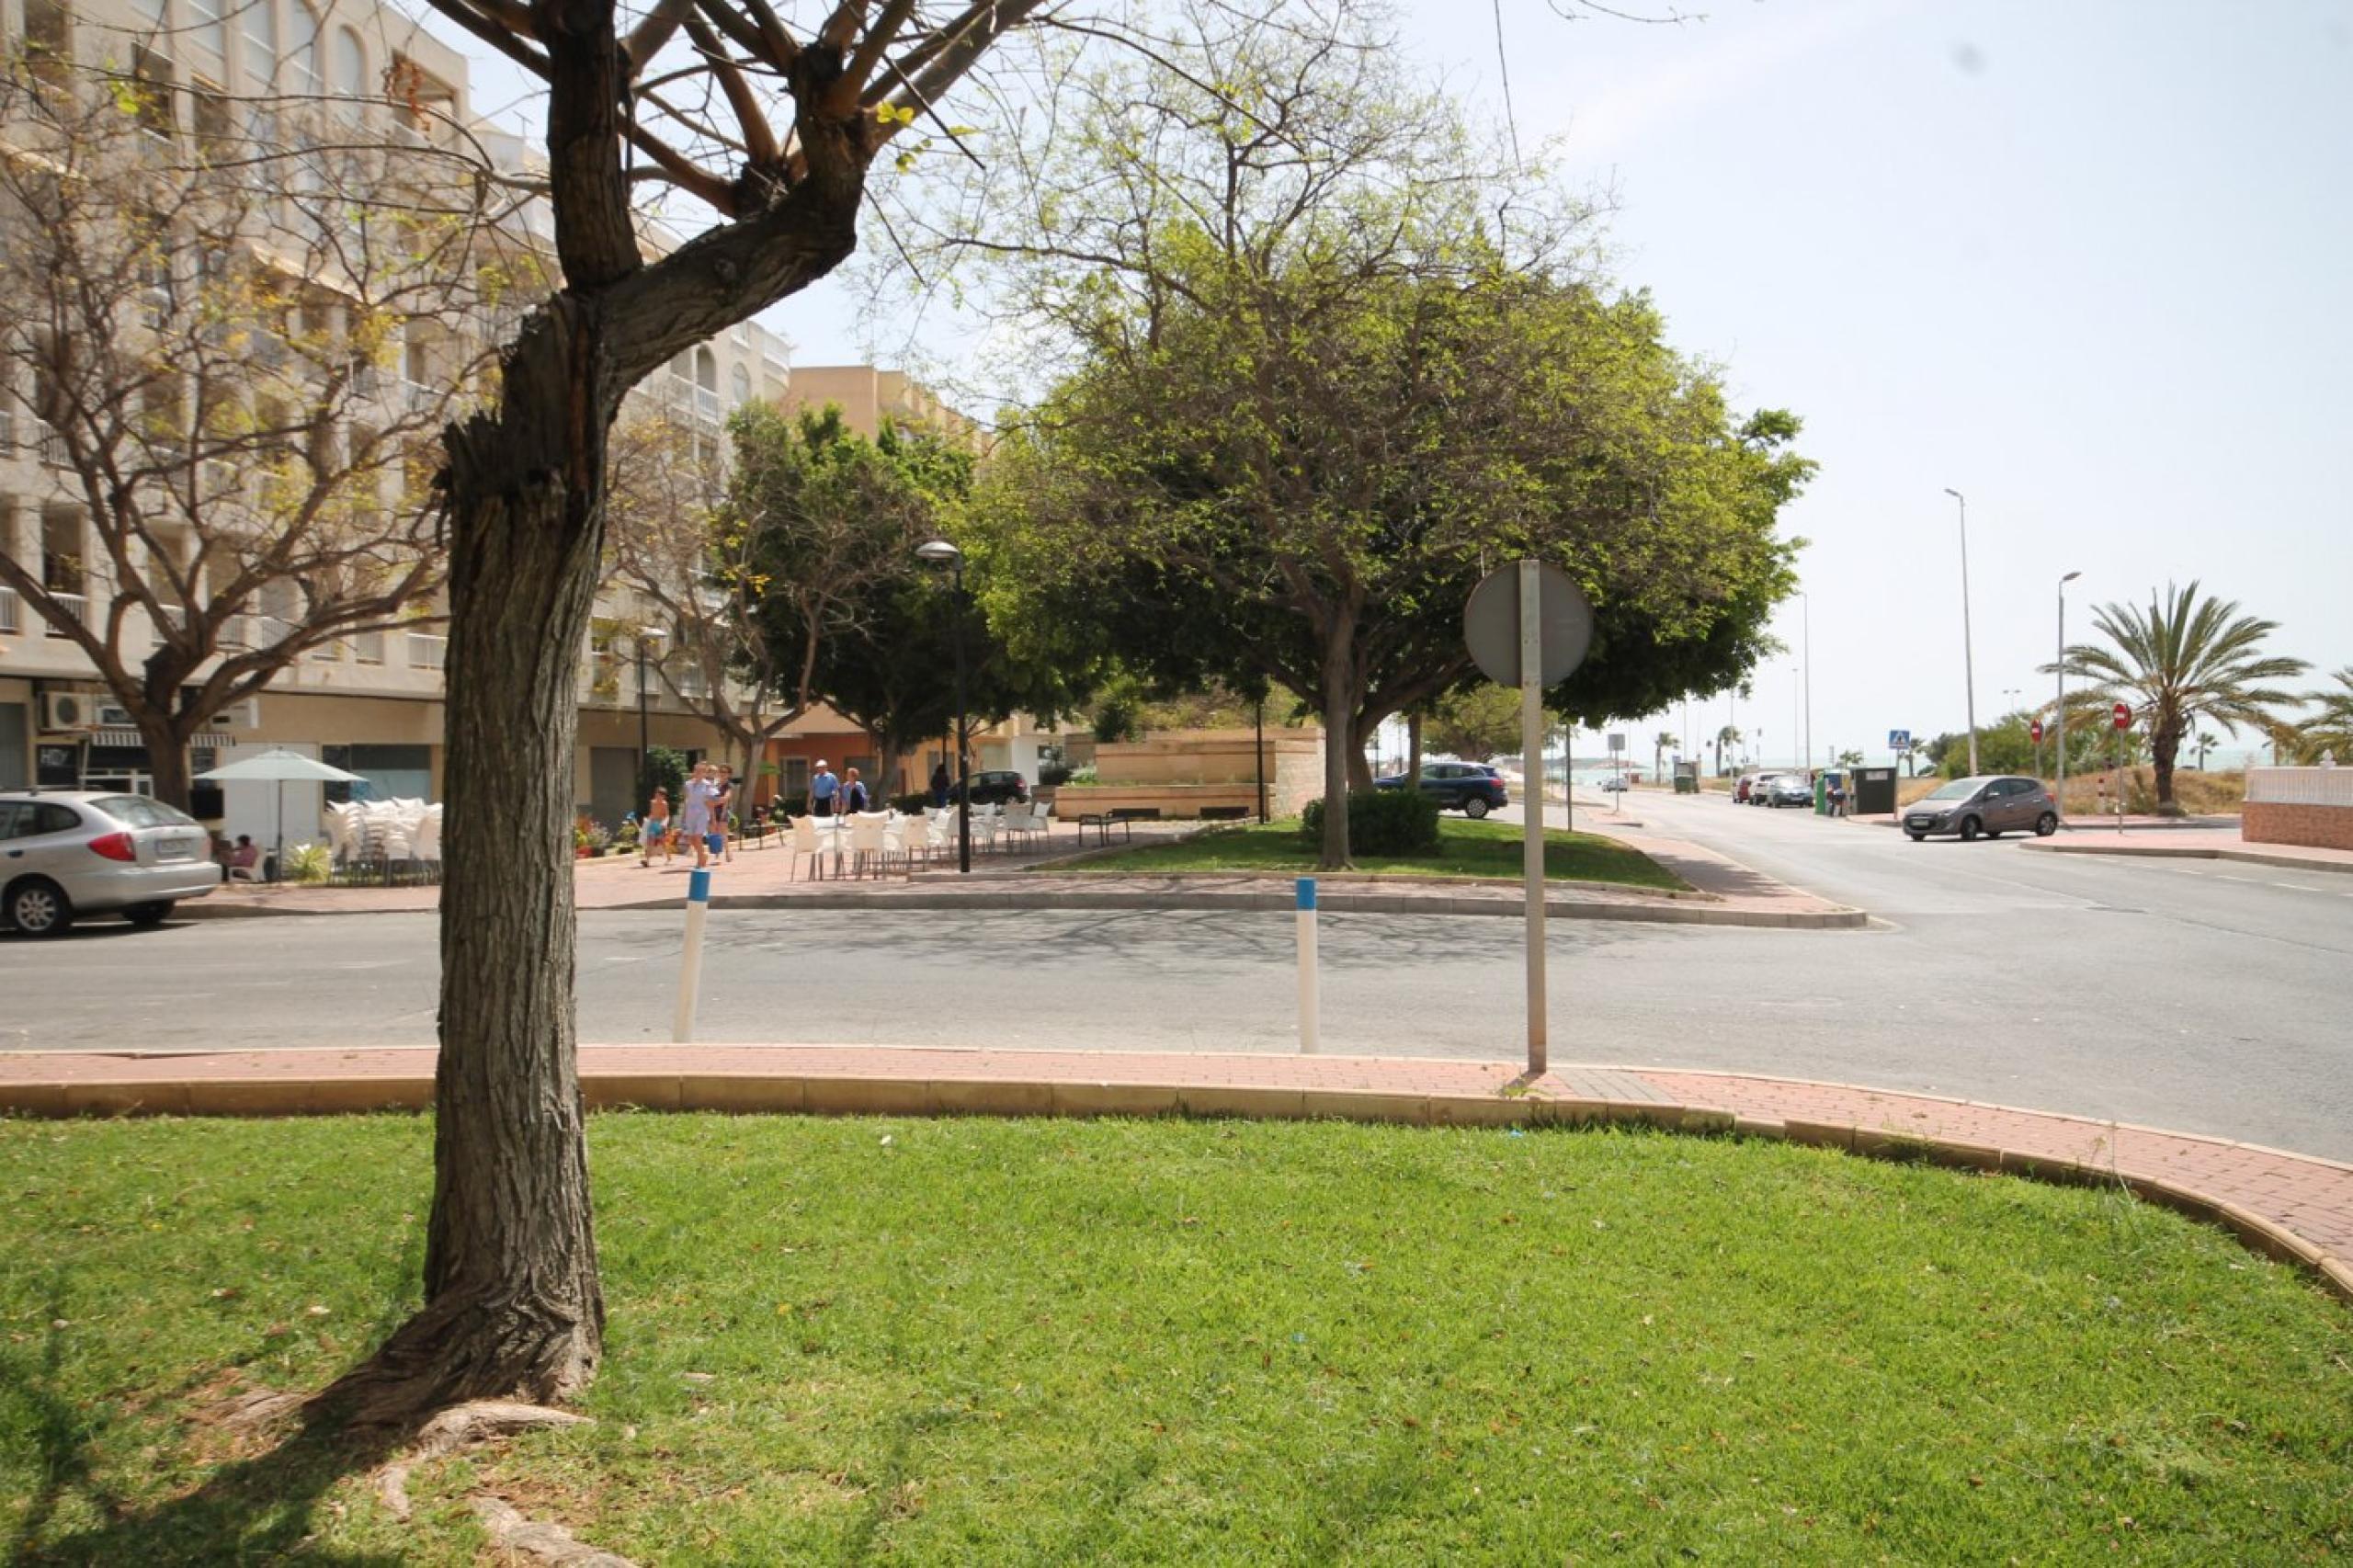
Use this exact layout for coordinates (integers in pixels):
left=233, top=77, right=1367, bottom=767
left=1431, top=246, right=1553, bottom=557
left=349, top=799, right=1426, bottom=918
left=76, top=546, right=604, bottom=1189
left=0, top=1049, right=2340, bottom=1307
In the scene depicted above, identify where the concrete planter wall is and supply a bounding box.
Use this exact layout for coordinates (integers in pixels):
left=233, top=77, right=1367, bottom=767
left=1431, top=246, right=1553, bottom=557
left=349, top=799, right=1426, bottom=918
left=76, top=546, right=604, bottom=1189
left=1054, top=728, right=1325, bottom=820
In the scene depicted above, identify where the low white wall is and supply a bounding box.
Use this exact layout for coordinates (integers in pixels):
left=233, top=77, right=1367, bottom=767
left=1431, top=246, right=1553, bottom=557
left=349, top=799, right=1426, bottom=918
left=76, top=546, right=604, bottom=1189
left=2245, top=767, right=2353, bottom=807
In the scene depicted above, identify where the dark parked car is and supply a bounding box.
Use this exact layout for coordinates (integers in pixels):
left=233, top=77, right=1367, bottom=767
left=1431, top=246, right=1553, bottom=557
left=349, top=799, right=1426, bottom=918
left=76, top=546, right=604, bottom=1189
left=1374, top=762, right=1509, bottom=819
left=953, top=770, right=1029, bottom=807
left=1764, top=773, right=1814, bottom=808
left=1902, top=775, right=2059, bottom=842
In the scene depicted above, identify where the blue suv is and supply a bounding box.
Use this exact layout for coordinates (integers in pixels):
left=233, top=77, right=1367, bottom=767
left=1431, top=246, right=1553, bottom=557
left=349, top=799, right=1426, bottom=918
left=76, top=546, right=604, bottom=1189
left=1373, top=762, right=1510, bottom=819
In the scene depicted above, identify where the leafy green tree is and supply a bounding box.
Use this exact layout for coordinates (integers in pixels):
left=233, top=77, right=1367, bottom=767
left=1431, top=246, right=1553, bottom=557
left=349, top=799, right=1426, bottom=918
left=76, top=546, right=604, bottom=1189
left=737, top=413, right=1074, bottom=794
left=961, top=23, right=1807, bottom=868
left=1427, top=687, right=1526, bottom=763
left=2052, top=582, right=2307, bottom=811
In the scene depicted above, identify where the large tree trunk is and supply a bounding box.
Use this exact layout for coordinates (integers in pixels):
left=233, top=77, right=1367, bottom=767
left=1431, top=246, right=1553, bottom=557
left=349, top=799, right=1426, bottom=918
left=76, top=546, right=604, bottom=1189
left=326, top=309, right=611, bottom=1426
left=2151, top=722, right=2182, bottom=813
left=1345, top=710, right=1378, bottom=792
left=1405, top=710, right=1423, bottom=787
left=1318, top=627, right=1355, bottom=869
left=136, top=712, right=195, bottom=812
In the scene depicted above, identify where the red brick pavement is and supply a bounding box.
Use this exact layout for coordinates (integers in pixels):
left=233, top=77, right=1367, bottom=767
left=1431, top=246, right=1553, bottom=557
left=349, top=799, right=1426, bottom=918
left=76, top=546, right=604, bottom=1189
left=2, top=1044, right=2344, bottom=1302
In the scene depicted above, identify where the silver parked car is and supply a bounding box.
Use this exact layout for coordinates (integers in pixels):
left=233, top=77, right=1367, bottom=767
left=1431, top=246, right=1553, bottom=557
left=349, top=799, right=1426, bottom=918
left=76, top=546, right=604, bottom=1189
left=1902, top=775, right=2059, bottom=842
left=1, top=790, right=223, bottom=936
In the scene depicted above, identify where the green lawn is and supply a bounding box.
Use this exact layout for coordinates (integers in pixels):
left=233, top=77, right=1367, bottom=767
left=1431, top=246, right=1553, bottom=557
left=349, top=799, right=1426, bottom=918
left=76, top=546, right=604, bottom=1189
left=1063, top=816, right=1689, bottom=892
left=4, top=1116, right=2348, bottom=1563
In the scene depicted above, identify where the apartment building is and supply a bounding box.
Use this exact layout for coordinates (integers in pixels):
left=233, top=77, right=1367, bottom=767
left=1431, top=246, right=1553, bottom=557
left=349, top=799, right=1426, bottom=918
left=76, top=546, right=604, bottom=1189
left=0, top=0, right=869, bottom=840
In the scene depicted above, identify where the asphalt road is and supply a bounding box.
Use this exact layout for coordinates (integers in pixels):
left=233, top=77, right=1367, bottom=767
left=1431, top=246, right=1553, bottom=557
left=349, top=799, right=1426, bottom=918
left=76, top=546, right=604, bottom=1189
left=4, top=792, right=2349, bottom=1160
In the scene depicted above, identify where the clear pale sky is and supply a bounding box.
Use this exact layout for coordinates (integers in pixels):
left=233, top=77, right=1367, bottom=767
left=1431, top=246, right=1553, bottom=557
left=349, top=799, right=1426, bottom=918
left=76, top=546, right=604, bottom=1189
left=447, top=2, right=2353, bottom=768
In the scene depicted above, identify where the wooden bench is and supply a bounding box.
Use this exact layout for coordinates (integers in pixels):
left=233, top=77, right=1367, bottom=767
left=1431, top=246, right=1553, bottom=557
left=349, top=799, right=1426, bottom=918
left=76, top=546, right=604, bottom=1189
left=1198, top=806, right=1250, bottom=822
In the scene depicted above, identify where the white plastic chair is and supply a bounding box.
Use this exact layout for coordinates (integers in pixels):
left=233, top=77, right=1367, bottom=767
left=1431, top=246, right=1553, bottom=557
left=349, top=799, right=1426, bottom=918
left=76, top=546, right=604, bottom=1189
left=846, top=812, right=891, bottom=878
left=792, top=814, right=833, bottom=881
left=884, top=812, right=923, bottom=870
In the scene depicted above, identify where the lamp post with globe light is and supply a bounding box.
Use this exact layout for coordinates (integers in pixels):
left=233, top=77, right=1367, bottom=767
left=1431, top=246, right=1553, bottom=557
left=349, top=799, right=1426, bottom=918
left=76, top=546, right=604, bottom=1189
left=2057, top=571, right=2081, bottom=819
left=915, top=539, right=971, bottom=873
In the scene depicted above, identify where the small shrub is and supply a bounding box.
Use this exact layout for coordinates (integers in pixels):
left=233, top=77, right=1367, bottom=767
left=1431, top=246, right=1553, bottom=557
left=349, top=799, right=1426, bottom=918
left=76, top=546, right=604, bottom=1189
left=1039, top=763, right=1074, bottom=787
left=280, top=841, right=333, bottom=884
left=1300, top=789, right=1439, bottom=856
left=892, top=790, right=933, bottom=813
left=1066, top=763, right=1099, bottom=786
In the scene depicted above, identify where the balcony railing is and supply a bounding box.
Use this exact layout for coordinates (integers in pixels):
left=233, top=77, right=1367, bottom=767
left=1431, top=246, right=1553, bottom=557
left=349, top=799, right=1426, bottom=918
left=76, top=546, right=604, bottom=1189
left=37, top=421, right=70, bottom=467
left=0, top=585, right=18, bottom=634
left=406, top=631, right=447, bottom=670
left=400, top=381, right=439, bottom=417
left=44, top=591, right=86, bottom=636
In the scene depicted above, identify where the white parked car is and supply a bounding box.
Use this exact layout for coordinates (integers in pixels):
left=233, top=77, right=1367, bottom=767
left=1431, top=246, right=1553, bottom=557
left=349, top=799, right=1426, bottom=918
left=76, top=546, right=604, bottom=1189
left=1, top=790, right=222, bottom=936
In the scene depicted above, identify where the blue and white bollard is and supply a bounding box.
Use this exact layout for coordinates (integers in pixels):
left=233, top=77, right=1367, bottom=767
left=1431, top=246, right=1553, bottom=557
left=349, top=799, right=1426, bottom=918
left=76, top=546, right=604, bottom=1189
left=1296, top=876, right=1319, bottom=1055
left=673, top=866, right=712, bottom=1043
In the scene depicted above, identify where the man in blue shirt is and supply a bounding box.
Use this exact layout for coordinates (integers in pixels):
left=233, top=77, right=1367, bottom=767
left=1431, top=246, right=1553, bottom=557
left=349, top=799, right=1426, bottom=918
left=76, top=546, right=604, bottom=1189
left=809, top=759, right=840, bottom=818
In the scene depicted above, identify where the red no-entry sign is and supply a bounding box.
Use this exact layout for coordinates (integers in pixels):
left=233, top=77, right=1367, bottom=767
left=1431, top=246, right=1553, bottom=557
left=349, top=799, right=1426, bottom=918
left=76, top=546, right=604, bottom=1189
left=2030, top=719, right=2044, bottom=744
left=2112, top=702, right=2131, bottom=731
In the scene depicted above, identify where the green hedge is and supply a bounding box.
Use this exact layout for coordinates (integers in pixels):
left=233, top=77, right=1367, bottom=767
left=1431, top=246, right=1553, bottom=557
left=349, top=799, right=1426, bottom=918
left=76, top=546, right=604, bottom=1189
left=1299, top=788, right=1439, bottom=856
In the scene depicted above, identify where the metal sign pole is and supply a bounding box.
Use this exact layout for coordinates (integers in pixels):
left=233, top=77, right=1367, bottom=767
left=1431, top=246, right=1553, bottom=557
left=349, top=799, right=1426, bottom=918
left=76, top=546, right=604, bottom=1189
left=1518, top=560, right=1547, bottom=1077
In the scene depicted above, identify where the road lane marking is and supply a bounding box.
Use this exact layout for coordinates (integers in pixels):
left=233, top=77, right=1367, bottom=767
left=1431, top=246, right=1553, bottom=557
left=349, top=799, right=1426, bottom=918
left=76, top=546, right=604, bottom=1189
left=2272, top=882, right=2326, bottom=893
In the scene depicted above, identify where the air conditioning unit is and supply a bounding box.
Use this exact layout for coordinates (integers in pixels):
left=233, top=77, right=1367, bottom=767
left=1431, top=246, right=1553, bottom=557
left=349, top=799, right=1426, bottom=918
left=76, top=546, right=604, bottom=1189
left=41, top=691, right=97, bottom=731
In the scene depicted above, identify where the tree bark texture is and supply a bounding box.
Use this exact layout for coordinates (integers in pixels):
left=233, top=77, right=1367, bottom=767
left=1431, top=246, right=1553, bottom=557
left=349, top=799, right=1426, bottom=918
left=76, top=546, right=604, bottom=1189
left=327, top=308, right=612, bottom=1423
left=1319, top=627, right=1355, bottom=870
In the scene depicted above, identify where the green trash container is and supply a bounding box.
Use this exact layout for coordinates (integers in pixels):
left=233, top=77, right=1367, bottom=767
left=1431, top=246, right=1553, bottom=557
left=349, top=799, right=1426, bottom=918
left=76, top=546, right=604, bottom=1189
left=1813, top=773, right=1829, bottom=815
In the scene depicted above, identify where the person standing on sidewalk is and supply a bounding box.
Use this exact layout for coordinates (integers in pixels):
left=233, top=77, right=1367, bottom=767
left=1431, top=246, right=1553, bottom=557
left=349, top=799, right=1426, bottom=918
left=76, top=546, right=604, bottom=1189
left=930, top=760, right=951, bottom=810
left=809, top=759, right=839, bottom=819
left=842, top=767, right=870, bottom=815
left=641, top=788, right=672, bottom=868
left=713, top=765, right=737, bottom=863
left=680, top=763, right=722, bottom=869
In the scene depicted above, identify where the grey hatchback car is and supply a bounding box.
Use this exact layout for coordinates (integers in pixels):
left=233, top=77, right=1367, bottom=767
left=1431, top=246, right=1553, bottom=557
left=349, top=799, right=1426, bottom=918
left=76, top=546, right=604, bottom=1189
left=1, top=790, right=222, bottom=936
left=1902, top=775, right=2059, bottom=842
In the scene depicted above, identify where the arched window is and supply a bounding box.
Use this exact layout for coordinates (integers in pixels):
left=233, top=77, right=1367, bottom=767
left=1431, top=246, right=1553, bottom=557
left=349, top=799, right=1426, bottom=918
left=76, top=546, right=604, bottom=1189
left=188, top=0, right=227, bottom=64
left=286, top=2, right=321, bottom=101
left=331, top=27, right=365, bottom=120
left=694, top=347, right=718, bottom=391
left=240, top=0, right=277, bottom=87
left=730, top=362, right=752, bottom=408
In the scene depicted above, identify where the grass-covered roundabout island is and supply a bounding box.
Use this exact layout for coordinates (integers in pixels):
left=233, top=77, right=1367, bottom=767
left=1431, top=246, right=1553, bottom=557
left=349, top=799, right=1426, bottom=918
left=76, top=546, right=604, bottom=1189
left=1054, top=814, right=1692, bottom=893
left=4, top=1113, right=2347, bottom=1562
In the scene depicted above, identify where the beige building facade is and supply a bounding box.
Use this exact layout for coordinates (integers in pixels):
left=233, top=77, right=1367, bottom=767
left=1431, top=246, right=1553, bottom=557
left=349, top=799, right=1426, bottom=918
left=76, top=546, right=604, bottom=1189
left=0, top=0, right=864, bottom=843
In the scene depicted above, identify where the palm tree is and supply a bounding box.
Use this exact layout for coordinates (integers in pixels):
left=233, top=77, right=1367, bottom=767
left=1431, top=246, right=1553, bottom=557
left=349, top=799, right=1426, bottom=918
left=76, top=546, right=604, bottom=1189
left=2302, top=667, right=2353, bottom=762
left=2194, top=731, right=2219, bottom=770
left=1836, top=748, right=1864, bottom=767
left=1714, top=724, right=1741, bottom=778
left=1654, top=729, right=1677, bottom=781
left=2052, top=582, right=2307, bottom=812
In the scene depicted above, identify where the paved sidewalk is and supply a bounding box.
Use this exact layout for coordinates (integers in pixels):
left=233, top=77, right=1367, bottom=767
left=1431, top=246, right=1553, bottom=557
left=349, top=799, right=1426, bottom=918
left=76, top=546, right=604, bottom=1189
left=3, top=1044, right=2343, bottom=1305
left=2021, top=828, right=2353, bottom=875
left=181, top=814, right=1864, bottom=928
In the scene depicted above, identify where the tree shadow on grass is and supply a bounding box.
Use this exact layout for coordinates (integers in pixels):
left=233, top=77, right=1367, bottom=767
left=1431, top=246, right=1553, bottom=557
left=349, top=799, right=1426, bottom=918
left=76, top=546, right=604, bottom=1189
left=6, top=1236, right=431, bottom=1563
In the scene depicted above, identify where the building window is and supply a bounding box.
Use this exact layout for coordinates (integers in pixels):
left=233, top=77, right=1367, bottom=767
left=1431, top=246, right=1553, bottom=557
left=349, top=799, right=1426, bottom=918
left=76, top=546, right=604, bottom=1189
left=240, top=0, right=276, bottom=89
left=351, top=630, right=384, bottom=664
left=25, top=0, right=72, bottom=85
left=131, top=46, right=176, bottom=140
left=730, top=362, right=752, bottom=408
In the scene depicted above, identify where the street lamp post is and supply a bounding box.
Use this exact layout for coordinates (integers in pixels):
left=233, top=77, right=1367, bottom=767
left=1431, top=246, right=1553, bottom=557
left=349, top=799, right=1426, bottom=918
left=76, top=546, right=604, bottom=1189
left=916, top=540, right=971, bottom=874
left=1944, top=488, right=1979, bottom=774
left=634, top=627, right=665, bottom=807
left=1801, top=591, right=1811, bottom=774
left=2056, top=571, right=2081, bottom=819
